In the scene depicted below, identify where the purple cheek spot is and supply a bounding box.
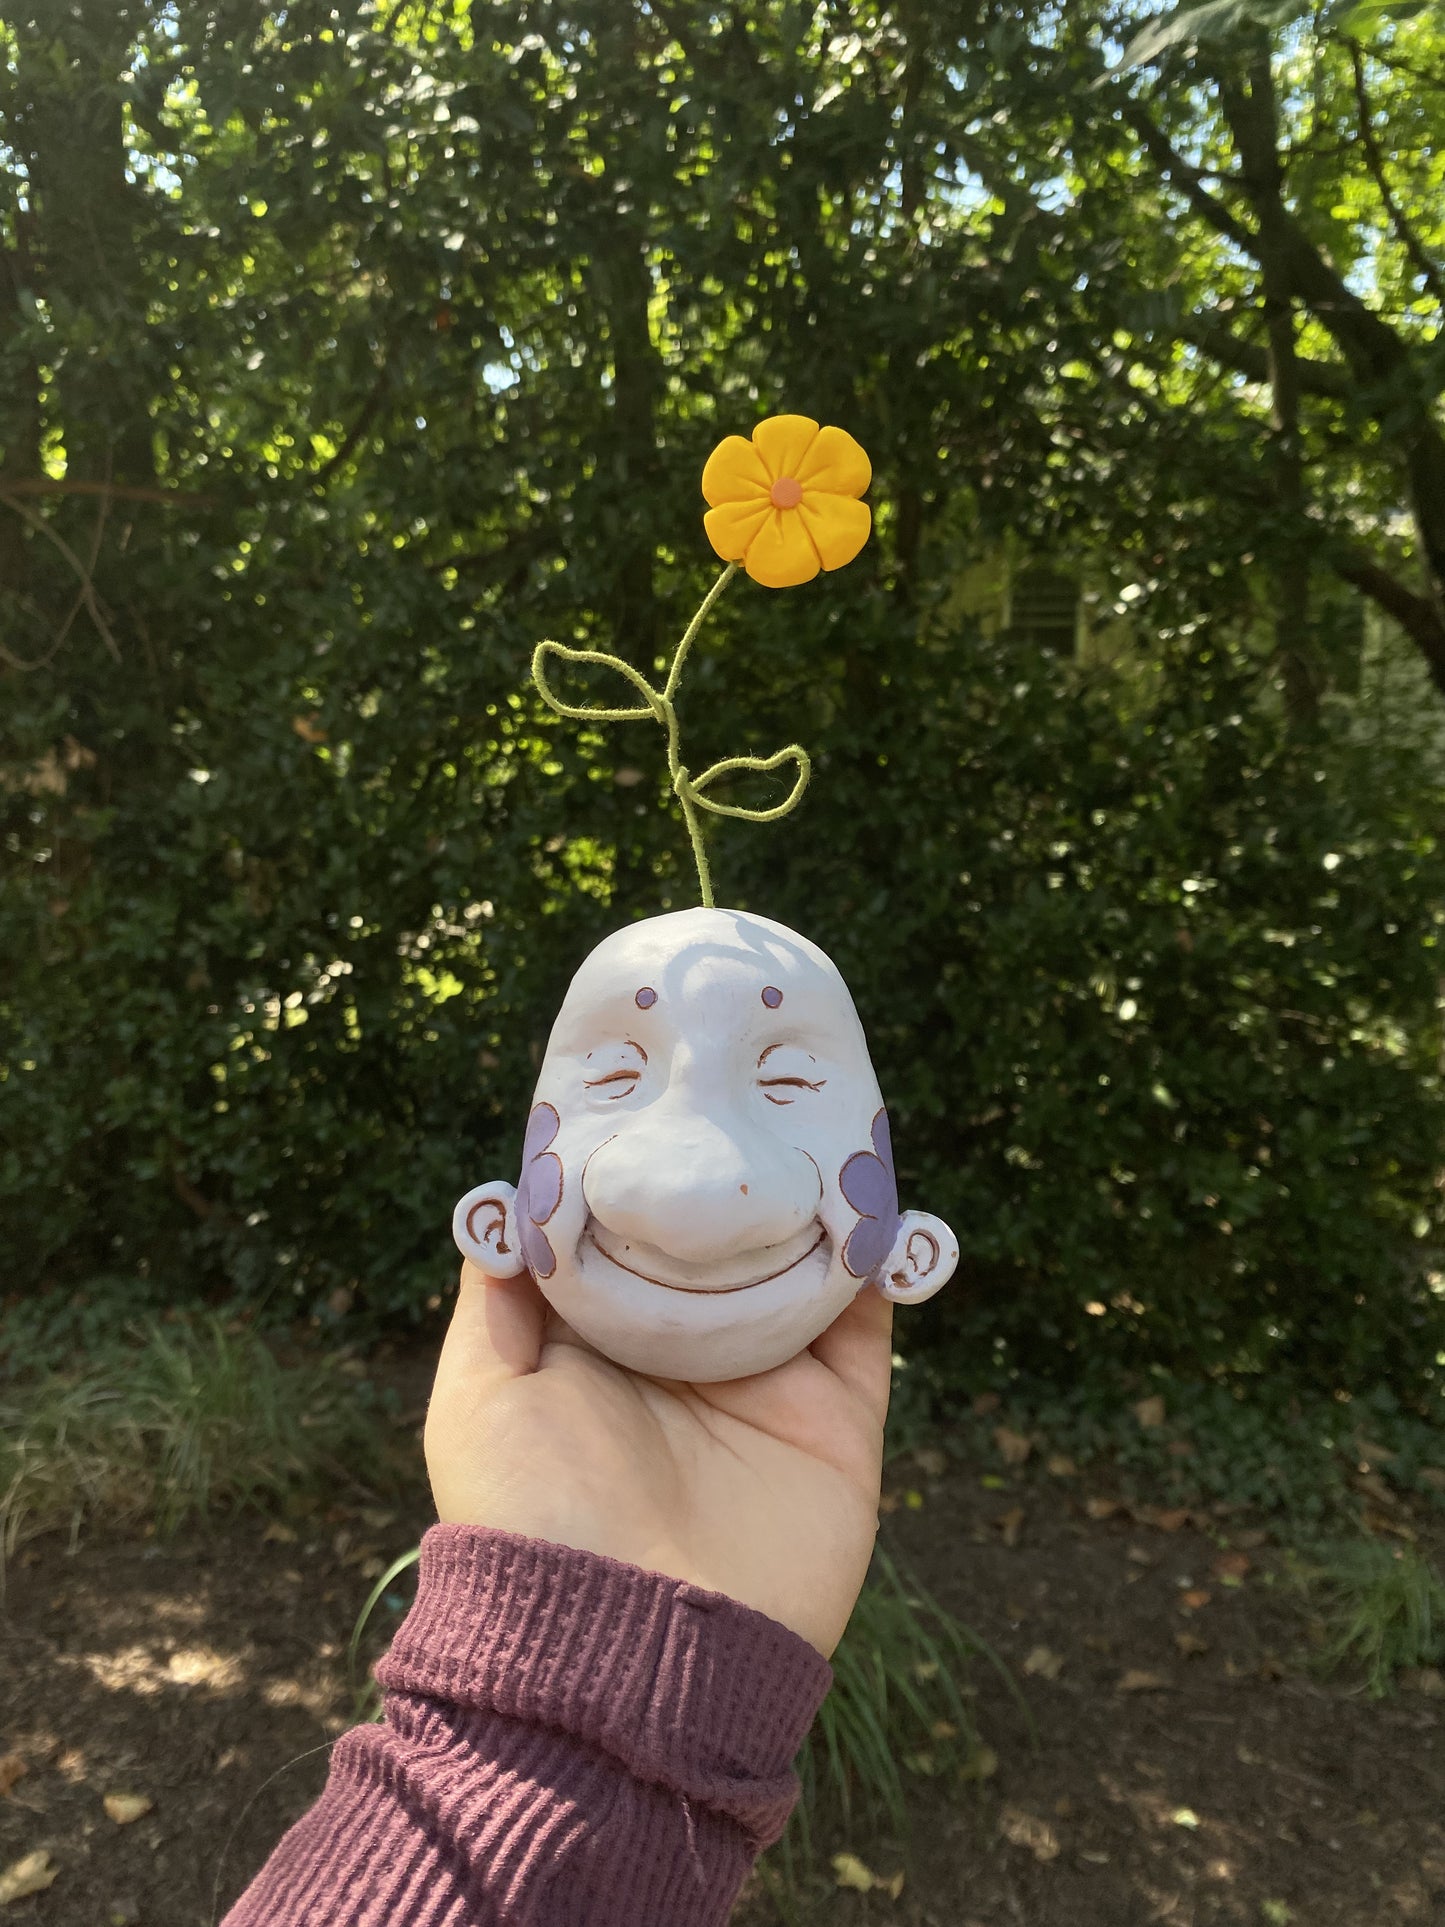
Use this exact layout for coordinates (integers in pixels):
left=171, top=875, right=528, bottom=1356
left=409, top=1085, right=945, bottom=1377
left=635, top=986, right=657, bottom=1009
left=515, top=1101, right=563, bottom=1281
left=761, top=986, right=783, bottom=1009
left=839, top=1107, right=902, bottom=1282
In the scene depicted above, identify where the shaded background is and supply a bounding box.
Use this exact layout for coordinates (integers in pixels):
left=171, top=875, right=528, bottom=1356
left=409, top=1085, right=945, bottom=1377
left=4, top=0, right=1445, bottom=1410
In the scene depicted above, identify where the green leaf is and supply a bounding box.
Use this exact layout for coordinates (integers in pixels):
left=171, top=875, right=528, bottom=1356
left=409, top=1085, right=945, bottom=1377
left=1321, top=0, right=1431, bottom=31
left=1115, top=0, right=1311, bottom=70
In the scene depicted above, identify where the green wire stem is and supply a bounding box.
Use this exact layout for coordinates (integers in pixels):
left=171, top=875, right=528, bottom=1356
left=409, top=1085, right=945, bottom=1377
left=532, top=561, right=812, bottom=909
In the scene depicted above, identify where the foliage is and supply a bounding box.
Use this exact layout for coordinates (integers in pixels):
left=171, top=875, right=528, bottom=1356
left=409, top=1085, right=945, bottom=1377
left=898, top=1353, right=1445, bottom=1525
left=0, top=1310, right=399, bottom=1564
left=3, top=2, right=1445, bottom=1399
left=1295, top=1536, right=1445, bottom=1695
left=755, top=1548, right=999, bottom=1917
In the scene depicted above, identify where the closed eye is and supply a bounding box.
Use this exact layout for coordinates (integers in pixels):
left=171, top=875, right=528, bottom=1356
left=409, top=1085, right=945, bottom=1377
left=759, top=1075, right=826, bottom=1106
left=586, top=1069, right=641, bottom=1098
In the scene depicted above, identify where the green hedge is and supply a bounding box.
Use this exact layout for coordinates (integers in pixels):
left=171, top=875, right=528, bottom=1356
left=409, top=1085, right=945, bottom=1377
left=4, top=2, right=1445, bottom=1405
left=6, top=546, right=1444, bottom=1398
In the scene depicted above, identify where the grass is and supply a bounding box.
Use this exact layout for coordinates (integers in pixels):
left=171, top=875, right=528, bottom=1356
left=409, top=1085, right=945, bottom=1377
left=1295, top=1536, right=1445, bottom=1696
left=754, top=1546, right=1014, bottom=1921
left=0, top=1310, right=401, bottom=1569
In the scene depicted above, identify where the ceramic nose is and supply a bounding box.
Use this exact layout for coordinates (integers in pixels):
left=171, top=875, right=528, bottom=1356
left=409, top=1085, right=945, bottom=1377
left=584, top=1106, right=819, bottom=1263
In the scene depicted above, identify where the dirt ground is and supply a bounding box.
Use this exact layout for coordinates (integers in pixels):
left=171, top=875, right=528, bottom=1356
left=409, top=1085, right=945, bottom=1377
left=2, top=1344, right=1442, bottom=1927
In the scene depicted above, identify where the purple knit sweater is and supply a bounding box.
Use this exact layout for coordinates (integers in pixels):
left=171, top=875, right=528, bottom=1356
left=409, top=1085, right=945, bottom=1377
left=222, top=1524, right=833, bottom=1925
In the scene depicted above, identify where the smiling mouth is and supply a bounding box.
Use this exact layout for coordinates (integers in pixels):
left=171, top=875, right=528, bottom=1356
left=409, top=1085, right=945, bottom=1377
left=584, top=1222, right=829, bottom=1294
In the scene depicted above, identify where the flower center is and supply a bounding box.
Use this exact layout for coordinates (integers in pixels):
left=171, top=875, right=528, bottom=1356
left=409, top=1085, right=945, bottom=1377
left=769, top=475, right=803, bottom=509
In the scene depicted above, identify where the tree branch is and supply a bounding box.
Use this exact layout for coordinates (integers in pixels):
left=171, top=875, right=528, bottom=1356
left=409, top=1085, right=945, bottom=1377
left=0, top=487, right=121, bottom=664
left=1332, top=554, right=1445, bottom=698
left=310, top=359, right=390, bottom=488
left=1118, top=98, right=1257, bottom=252
left=1177, top=311, right=1350, bottom=399
left=1347, top=40, right=1445, bottom=310
left=0, top=476, right=221, bottom=506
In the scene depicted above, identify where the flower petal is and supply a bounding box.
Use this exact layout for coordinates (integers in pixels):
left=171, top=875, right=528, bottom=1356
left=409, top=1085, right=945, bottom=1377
left=743, top=510, right=820, bottom=588
left=843, top=1214, right=894, bottom=1282
left=525, top=1150, right=563, bottom=1226
left=701, top=435, right=771, bottom=507
left=795, top=424, right=871, bottom=498
left=704, top=499, right=771, bottom=563
left=522, top=1101, right=560, bottom=1164
left=796, top=493, right=871, bottom=572
left=751, top=414, right=820, bottom=483
left=519, top=1215, right=556, bottom=1281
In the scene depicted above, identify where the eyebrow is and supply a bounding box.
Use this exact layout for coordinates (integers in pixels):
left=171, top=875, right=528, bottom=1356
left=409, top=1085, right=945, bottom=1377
left=758, top=1043, right=816, bottom=1065
left=585, top=1039, right=649, bottom=1064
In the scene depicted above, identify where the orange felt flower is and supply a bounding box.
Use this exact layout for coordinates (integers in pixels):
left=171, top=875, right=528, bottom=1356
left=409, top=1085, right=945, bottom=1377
left=701, top=415, right=872, bottom=589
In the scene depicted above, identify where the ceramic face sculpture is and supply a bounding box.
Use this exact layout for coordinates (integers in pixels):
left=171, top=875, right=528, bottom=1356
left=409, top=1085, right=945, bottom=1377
left=453, top=906, right=957, bottom=1382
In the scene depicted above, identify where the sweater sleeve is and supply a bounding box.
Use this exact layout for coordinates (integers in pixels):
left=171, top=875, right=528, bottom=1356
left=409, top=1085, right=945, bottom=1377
left=220, top=1523, right=833, bottom=1927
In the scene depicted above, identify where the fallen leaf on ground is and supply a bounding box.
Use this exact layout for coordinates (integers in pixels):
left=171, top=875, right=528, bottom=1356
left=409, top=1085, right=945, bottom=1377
left=1179, top=1588, right=1211, bottom=1611
left=0, top=1759, right=26, bottom=1800
left=1046, top=1453, right=1077, bottom=1477
left=103, top=1793, right=153, bottom=1826
left=831, top=1852, right=904, bottom=1897
left=262, top=1522, right=298, bottom=1545
left=930, top=1720, right=958, bottom=1740
left=1350, top=1471, right=1396, bottom=1507
left=994, top=1506, right=1025, bottom=1547
left=1117, top=1669, right=1171, bottom=1693
left=877, top=1491, right=900, bottom=1515
left=1418, top=1467, right=1445, bottom=1493
left=1134, top=1505, right=1191, bottom=1532
left=994, top=1425, right=1033, bottom=1467
left=1126, top=1546, right=1157, bottom=1568
left=971, top=1391, right=1001, bottom=1416
left=1210, top=1551, right=1251, bottom=1583
left=1084, top=1496, right=1121, bottom=1521
left=914, top=1447, right=947, bottom=1478
left=1174, top=1631, right=1210, bottom=1658
left=999, top=1807, right=1061, bottom=1862
left=1133, top=1394, right=1166, bottom=1429
left=1023, top=1645, right=1065, bottom=1680
left=959, top=1744, right=998, bottom=1782
left=0, top=1851, right=57, bottom=1904
left=1400, top=1667, right=1444, bottom=1699
left=1363, top=1509, right=1417, bottom=1542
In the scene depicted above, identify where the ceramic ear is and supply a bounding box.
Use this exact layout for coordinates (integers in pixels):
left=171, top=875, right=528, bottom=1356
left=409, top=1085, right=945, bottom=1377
left=876, top=1210, right=958, bottom=1305
left=453, top=1182, right=527, bottom=1279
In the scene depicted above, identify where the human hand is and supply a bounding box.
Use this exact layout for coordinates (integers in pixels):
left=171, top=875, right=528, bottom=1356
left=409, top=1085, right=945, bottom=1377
left=424, top=1261, right=893, bottom=1656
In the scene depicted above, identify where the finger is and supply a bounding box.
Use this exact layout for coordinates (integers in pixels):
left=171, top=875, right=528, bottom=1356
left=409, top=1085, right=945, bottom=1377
left=809, top=1283, right=894, bottom=1420
left=433, top=1260, right=548, bottom=1395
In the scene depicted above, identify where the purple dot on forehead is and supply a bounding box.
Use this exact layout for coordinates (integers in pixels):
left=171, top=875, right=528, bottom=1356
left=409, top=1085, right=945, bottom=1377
left=635, top=986, right=657, bottom=1010
left=761, top=986, right=783, bottom=1009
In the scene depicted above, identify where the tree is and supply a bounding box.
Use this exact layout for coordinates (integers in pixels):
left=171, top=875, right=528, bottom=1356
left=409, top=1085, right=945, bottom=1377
left=2, top=1, right=1442, bottom=1396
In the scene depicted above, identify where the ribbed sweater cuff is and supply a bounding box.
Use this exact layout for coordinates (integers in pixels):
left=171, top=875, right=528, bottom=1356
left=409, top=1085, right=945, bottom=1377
left=375, top=1523, right=832, bottom=1849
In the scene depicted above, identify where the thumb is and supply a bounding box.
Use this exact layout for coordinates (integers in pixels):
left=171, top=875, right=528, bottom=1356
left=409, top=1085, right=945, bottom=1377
left=432, top=1261, right=549, bottom=1398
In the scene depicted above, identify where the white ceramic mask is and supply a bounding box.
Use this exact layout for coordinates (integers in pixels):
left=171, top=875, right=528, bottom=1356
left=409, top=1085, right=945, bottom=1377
left=453, top=906, right=957, bottom=1381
